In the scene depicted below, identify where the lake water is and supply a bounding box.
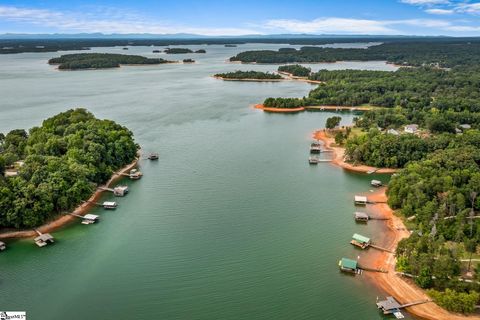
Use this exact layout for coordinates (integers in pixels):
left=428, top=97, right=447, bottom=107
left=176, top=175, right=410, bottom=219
left=0, top=44, right=407, bottom=319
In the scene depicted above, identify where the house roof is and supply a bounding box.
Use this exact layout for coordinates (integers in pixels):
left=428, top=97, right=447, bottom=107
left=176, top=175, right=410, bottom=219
left=376, top=296, right=402, bottom=311
left=352, top=233, right=371, bottom=244
left=34, top=234, right=54, bottom=241
left=340, top=258, right=357, bottom=270
left=355, top=195, right=367, bottom=202
left=354, top=212, right=369, bottom=219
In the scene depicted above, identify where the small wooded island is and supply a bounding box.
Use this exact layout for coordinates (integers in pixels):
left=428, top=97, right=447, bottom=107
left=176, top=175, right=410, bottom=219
left=0, top=109, right=138, bottom=228
left=278, top=64, right=312, bottom=77
left=164, top=48, right=206, bottom=54
left=214, top=70, right=283, bottom=81
left=48, top=53, right=174, bottom=70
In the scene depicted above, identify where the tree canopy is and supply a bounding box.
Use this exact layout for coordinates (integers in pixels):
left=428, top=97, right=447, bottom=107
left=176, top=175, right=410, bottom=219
left=0, top=108, right=138, bottom=228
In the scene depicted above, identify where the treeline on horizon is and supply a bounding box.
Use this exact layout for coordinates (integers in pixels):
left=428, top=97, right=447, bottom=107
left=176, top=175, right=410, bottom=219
left=1, top=37, right=479, bottom=54
left=0, top=109, right=138, bottom=228
left=48, top=53, right=173, bottom=70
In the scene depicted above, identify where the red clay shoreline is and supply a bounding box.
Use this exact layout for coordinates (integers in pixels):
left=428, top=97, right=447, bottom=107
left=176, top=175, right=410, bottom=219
left=0, top=156, right=140, bottom=240
left=254, top=104, right=374, bottom=114
left=312, top=130, right=478, bottom=319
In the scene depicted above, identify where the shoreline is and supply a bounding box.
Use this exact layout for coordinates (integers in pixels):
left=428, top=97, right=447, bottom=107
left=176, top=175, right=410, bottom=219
left=253, top=103, right=305, bottom=113
left=254, top=104, right=373, bottom=115
left=0, top=157, right=140, bottom=240
left=314, top=129, right=476, bottom=319
left=213, top=75, right=286, bottom=82
left=313, top=130, right=398, bottom=174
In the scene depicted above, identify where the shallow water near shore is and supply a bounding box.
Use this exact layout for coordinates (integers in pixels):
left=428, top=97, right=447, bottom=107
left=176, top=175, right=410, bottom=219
left=0, top=44, right=412, bottom=319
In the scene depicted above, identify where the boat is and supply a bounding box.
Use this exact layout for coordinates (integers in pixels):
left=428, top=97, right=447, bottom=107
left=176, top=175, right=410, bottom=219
left=148, top=153, right=159, bottom=160
left=371, top=179, right=382, bottom=187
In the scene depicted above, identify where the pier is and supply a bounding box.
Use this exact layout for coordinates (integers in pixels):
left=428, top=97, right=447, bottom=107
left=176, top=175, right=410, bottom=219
left=376, top=296, right=431, bottom=318
left=349, top=233, right=394, bottom=253
left=98, top=185, right=129, bottom=197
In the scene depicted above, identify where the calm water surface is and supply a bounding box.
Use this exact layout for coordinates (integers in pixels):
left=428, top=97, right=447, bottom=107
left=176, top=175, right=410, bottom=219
left=0, top=44, right=408, bottom=319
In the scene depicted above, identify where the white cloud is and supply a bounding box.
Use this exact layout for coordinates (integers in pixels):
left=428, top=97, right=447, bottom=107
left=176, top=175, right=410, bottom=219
left=264, top=18, right=397, bottom=34
left=425, top=8, right=454, bottom=14
left=400, top=0, right=449, bottom=5
left=0, top=5, right=260, bottom=36
left=456, top=3, right=480, bottom=15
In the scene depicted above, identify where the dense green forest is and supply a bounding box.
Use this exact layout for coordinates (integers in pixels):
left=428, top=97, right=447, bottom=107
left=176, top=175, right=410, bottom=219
left=261, top=66, right=480, bottom=113
left=277, top=64, right=312, bottom=77
left=0, top=109, right=138, bottom=228
left=214, top=70, right=282, bottom=80
left=48, top=53, right=173, bottom=70
left=230, top=40, right=480, bottom=68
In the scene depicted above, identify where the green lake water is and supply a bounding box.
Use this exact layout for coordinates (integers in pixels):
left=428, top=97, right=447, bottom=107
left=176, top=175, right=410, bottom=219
left=0, top=43, right=411, bottom=319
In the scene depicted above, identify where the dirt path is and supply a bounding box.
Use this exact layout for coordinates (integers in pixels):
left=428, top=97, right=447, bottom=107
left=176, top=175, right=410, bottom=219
left=0, top=157, right=140, bottom=239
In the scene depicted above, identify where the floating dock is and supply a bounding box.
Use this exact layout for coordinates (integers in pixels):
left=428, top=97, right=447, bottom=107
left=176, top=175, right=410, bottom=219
left=309, top=156, right=319, bottom=164
left=350, top=233, right=394, bottom=253
left=376, top=296, right=431, bottom=318
left=81, top=214, right=100, bottom=225
left=34, top=230, right=54, bottom=247
left=310, top=145, right=321, bottom=154
left=338, top=258, right=362, bottom=274
left=350, top=233, right=371, bottom=249
left=354, top=195, right=368, bottom=206
left=103, top=201, right=117, bottom=209
left=354, top=211, right=369, bottom=222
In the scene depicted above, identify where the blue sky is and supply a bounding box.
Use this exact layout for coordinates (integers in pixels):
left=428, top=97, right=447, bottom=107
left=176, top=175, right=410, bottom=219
left=1, top=0, right=480, bottom=36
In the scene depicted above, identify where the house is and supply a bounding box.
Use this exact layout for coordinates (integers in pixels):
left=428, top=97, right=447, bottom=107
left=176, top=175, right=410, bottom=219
left=387, top=128, right=400, bottom=136
left=404, top=124, right=418, bottom=134
left=459, top=124, right=471, bottom=130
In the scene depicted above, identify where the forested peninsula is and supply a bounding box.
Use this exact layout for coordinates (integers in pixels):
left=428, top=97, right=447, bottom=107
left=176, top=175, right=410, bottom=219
left=230, top=40, right=480, bottom=67
left=257, top=40, right=480, bottom=314
left=0, top=109, right=138, bottom=228
left=48, top=53, right=174, bottom=70
left=214, top=70, right=282, bottom=80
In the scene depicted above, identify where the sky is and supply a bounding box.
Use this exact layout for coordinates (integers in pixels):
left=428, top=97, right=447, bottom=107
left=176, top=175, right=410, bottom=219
left=1, top=0, right=480, bottom=36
